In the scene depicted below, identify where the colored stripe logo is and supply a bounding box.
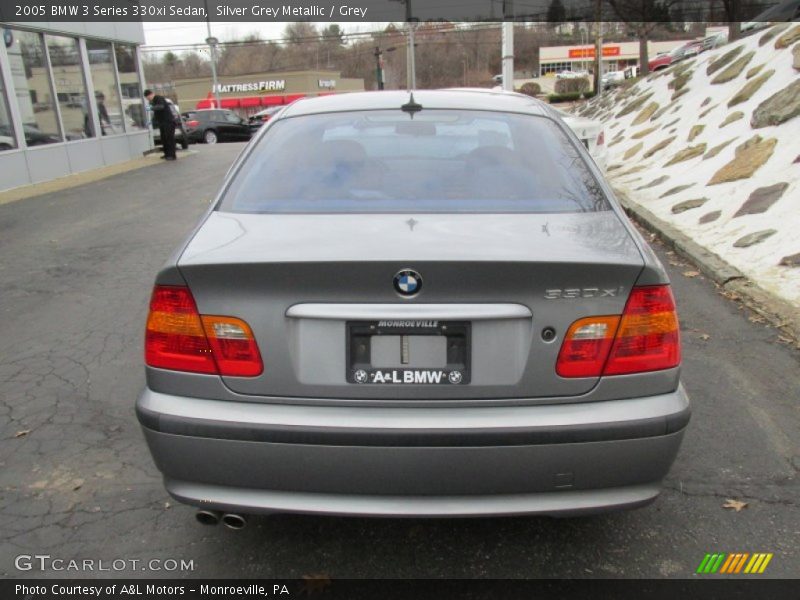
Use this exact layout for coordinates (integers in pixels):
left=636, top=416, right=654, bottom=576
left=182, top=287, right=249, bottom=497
left=696, top=553, right=773, bottom=574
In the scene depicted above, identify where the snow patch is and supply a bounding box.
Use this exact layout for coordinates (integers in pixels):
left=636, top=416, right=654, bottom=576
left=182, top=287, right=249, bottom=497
left=579, top=26, right=800, bottom=306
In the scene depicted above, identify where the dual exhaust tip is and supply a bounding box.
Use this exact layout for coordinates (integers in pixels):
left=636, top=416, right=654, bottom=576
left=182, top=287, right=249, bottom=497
left=196, top=510, right=247, bottom=530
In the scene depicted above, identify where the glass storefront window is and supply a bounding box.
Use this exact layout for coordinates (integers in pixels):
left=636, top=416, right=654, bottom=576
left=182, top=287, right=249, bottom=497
left=6, top=29, right=62, bottom=146
left=85, top=39, right=124, bottom=135
left=0, top=61, right=17, bottom=151
left=45, top=34, right=93, bottom=140
left=115, top=44, right=146, bottom=131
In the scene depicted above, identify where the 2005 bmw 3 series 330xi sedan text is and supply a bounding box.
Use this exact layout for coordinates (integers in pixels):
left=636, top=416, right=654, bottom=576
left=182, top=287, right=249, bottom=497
left=137, top=90, right=690, bottom=520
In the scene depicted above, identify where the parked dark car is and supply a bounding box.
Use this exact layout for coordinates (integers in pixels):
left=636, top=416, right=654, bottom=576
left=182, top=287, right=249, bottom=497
left=182, top=109, right=252, bottom=144
left=0, top=124, right=61, bottom=146
left=248, top=106, right=284, bottom=131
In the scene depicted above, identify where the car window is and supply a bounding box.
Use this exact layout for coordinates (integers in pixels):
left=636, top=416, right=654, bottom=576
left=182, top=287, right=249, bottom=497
left=224, top=112, right=241, bottom=123
left=220, top=109, right=608, bottom=214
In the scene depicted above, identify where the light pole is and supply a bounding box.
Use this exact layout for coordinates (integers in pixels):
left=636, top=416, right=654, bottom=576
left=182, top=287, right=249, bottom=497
left=501, top=1, right=514, bottom=92
left=203, top=0, right=221, bottom=108
left=593, top=0, right=603, bottom=94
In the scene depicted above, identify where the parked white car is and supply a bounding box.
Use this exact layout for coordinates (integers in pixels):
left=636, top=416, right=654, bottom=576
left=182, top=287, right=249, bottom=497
left=556, top=70, right=589, bottom=80
left=601, top=71, right=625, bottom=90
left=552, top=107, right=607, bottom=171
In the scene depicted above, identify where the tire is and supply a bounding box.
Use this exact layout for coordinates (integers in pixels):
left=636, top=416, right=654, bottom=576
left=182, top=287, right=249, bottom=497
left=203, top=129, right=218, bottom=144
left=180, top=136, right=189, bottom=150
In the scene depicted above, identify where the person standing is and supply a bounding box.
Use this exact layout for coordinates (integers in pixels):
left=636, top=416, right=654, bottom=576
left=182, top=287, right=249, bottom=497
left=145, top=89, right=177, bottom=161
left=95, top=92, right=112, bottom=135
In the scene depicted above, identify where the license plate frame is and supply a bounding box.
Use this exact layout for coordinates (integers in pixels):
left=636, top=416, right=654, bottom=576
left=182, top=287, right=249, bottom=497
left=346, top=320, right=471, bottom=385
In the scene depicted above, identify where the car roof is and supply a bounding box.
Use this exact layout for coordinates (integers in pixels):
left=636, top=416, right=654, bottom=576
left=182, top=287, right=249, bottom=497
left=278, top=89, right=550, bottom=119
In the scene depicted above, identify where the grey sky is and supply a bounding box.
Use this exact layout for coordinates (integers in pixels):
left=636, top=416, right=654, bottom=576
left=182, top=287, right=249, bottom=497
left=142, top=21, right=385, bottom=49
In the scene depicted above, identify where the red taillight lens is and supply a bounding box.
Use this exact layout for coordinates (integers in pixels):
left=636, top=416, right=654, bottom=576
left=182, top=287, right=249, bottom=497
left=145, top=286, right=215, bottom=374
left=145, top=286, right=262, bottom=377
left=556, top=285, right=680, bottom=378
left=201, top=316, right=263, bottom=377
left=556, top=316, right=620, bottom=378
left=186, top=120, right=199, bottom=128
left=604, top=285, right=680, bottom=375
left=597, top=130, right=605, bottom=146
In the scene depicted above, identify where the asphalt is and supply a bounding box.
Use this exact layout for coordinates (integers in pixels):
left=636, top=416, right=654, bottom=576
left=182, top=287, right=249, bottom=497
left=0, top=144, right=797, bottom=579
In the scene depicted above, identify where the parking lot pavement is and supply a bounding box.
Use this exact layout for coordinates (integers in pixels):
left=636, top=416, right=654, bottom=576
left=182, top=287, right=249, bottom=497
left=1, top=143, right=798, bottom=579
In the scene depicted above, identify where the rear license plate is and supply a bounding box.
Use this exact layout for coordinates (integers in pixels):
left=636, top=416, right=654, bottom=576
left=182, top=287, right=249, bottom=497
left=347, top=320, right=470, bottom=385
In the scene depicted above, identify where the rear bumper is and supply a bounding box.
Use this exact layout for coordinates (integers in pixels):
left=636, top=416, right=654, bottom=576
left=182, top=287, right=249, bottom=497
left=137, top=386, right=690, bottom=517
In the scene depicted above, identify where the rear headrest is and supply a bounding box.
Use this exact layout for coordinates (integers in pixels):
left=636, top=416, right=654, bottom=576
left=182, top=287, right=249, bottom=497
left=315, top=140, right=367, bottom=166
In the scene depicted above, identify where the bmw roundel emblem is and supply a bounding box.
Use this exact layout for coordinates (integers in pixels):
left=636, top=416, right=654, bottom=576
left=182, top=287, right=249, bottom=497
left=393, top=269, right=422, bottom=297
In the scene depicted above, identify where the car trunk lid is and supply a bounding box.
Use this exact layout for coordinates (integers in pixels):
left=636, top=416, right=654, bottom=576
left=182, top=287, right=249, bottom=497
left=177, top=211, right=644, bottom=400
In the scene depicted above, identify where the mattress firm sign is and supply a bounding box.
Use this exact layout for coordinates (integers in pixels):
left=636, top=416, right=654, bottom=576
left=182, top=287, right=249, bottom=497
left=212, top=80, right=286, bottom=93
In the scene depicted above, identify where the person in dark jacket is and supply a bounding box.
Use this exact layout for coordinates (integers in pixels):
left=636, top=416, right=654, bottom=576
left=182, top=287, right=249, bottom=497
left=95, top=92, right=111, bottom=135
left=145, top=89, right=177, bottom=160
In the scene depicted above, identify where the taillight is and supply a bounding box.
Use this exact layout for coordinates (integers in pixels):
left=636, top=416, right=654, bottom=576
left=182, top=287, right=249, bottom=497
left=596, top=130, right=605, bottom=146
left=145, top=285, right=263, bottom=377
left=556, top=285, right=680, bottom=378
left=186, top=119, right=199, bottom=128
left=604, top=285, right=680, bottom=375
left=556, top=316, right=620, bottom=378
left=201, top=315, right=262, bottom=376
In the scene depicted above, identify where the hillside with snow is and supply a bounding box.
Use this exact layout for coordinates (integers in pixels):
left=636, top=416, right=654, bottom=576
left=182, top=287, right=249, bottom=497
left=576, top=24, right=800, bottom=306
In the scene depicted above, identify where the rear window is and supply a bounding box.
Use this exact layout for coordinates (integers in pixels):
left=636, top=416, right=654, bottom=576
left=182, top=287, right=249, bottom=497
left=220, top=109, right=608, bottom=214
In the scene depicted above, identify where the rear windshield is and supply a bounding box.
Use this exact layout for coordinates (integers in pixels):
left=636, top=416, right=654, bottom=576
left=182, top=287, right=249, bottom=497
left=220, top=109, right=608, bottom=214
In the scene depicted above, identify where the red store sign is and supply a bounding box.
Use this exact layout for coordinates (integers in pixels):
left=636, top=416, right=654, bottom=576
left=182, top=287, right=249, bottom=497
left=568, top=46, right=621, bottom=59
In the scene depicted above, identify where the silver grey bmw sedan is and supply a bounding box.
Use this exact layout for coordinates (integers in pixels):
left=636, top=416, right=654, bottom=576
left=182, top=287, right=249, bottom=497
left=137, top=90, right=689, bottom=522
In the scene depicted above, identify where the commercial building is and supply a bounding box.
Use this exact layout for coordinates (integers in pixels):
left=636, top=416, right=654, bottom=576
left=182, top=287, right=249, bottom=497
left=539, top=40, right=689, bottom=76
left=165, top=70, right=365, bottom=117
left=0, top=22, right=150, bottom=192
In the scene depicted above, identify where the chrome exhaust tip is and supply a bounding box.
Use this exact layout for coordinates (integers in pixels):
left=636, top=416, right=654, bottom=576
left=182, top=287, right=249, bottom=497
left=195, top=510, right=221, bottom=526
left=221, top=513, right=247, bottom=530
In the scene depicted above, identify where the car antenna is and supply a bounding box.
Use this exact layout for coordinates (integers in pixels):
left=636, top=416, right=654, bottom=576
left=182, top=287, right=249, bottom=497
left=401, top=93, right=422, bottom=118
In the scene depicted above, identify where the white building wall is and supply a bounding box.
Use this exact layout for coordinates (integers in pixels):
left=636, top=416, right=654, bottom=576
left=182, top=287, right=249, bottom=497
left=0, top=21, right=149, bottom=192
left=539, top=40, right=691, bottom=75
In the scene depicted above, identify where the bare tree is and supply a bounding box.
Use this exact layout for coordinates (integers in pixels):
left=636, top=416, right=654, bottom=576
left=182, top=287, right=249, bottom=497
left=720, top=0, right=742, bottom=41
left=606, top=0, right=678, bottom=76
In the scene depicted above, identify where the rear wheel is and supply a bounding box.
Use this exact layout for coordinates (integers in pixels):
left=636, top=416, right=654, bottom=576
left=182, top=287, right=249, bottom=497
left=204, top=129, right=218, bottom=144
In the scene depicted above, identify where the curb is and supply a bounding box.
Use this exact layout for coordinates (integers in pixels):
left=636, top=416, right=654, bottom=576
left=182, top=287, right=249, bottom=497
left=616, top=189, right=800, bottom=342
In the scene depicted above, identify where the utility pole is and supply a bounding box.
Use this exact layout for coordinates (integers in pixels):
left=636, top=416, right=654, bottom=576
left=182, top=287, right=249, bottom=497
left=593, top=0, right=603, bottom=95
left=501, top=1, right=514, bottom=92
left=203, top=0, right=221, bottom=108
left=374, top=47, right=385, bottom=90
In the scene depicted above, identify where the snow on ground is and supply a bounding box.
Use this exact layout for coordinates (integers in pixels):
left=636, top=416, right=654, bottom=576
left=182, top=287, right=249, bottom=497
left=575, top=25, right=800, bottom=306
